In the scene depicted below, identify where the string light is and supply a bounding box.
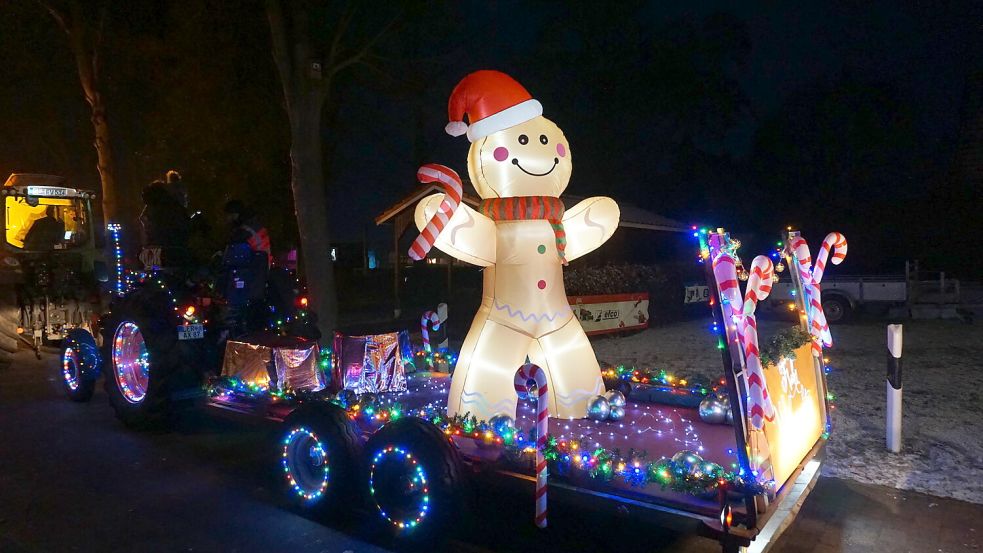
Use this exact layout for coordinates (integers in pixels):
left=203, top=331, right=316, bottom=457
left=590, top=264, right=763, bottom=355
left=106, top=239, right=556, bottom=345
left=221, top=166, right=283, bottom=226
left=281, top=427, right=329, bottom=501
left=112, top=322, right=149, bottom=403
left=107, top=223, right=126, bottom=296
left=369, top=446, right=430, bottom=530
left=62, top=346, right=79, bottom=391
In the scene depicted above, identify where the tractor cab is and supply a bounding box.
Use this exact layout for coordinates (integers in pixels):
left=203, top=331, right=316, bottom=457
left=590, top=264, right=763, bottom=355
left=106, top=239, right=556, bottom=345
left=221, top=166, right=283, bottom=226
left=1, top=174, right=97, bottom=255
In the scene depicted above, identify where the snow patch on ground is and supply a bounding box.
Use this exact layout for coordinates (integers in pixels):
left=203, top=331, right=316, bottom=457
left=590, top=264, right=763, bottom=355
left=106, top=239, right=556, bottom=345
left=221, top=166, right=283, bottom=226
left=591, top=319, right=983, bottom=504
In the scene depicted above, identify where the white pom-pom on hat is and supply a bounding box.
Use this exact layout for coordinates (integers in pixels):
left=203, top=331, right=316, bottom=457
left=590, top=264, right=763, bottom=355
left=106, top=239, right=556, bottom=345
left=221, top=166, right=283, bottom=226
left=445, top=121, right=468, bottom=137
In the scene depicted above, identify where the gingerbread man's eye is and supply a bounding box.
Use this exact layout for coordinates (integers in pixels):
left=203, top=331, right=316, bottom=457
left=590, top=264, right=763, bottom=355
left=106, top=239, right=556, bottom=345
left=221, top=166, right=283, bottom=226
left=518, top=134, right=529, bottom=145
left=540, top=134, right=548, bottom=145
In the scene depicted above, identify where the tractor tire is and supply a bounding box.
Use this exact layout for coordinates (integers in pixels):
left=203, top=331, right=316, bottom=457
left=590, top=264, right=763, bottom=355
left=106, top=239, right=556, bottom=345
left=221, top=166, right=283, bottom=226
left=278, top=402, right=362, bottom=518
left=61, top=328, right=101, bottom=402
left=363, top=417, right=471, bottom=541
left=102, top=291, right=184, bottom=429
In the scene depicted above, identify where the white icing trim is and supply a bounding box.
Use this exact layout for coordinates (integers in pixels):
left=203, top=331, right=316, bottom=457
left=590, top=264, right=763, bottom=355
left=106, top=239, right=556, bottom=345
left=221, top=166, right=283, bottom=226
left=466, top=99, right=542, bottom=142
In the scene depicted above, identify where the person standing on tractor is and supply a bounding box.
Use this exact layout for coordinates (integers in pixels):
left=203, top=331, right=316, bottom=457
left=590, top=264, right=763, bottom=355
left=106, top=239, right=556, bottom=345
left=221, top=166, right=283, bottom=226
left=165, top=169, right=188, bottom=209
left=139, top=181, right=190, bottom=269
left=224, top=200, right=271, bottom=267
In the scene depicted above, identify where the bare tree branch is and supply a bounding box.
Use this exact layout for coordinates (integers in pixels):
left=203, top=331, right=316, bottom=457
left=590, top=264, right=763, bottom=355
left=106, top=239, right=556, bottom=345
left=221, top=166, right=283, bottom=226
left=266, top=0, right=295, bottom=105
left=327, top=1, right=356, bottom=67
left=37, top=0, right=71, bottom=36
left=330, top=11, right=400, bottom=77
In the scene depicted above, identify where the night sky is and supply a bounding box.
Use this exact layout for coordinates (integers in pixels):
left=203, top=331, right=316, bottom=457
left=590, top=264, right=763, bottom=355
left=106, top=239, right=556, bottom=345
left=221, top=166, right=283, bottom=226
left=1, top=1, right=980, bottom=276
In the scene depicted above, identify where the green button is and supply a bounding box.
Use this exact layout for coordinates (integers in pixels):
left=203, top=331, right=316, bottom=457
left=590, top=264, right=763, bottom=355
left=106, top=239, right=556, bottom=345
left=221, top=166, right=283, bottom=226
left=537, top=244, right=546, bottom=254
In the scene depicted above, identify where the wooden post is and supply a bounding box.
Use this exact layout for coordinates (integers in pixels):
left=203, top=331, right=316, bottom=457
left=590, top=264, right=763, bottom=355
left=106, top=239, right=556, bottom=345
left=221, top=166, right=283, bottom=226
left=393, top=218, right=401, bottom=318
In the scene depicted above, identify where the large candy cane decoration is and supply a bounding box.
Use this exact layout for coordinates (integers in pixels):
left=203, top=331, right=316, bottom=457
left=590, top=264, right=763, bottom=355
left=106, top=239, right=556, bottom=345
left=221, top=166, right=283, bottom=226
left=408, top=164, right=464, bottom=261
left=813, top=232, right=848, bottom=284
left=420, top=310, right=440, bottom=353
left=514, top=363, right=549, bottom=529
left=790, top=233, right=848, bottom=354
left=713, top=252, right=776, bottom=430
left=743, top=256, right=777, bottom=428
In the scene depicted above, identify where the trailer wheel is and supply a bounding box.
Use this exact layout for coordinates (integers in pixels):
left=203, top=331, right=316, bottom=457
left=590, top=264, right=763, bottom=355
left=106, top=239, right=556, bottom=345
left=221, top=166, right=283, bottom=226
left=822, top=295, right=852, bottom=324
left=363, top=417, right=469, bottom=540
left=102, top=300, right=182, bottom=429
left=62, top=329, right=101, bottom=402
left=279, top=403, right=361, bottom=517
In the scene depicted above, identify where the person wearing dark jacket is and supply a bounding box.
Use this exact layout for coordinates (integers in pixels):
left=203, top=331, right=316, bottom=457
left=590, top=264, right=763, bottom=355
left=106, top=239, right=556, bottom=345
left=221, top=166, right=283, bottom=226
left=224, top=200, right=271, bottom=267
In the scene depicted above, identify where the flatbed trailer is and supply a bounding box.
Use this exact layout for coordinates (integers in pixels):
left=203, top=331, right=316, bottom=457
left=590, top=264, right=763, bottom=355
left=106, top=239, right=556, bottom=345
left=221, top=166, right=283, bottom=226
left=61, top=227, right=841, bottom=552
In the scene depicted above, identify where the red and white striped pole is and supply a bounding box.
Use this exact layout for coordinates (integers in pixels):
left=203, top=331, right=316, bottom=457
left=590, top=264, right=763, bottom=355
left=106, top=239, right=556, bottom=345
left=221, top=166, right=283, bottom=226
left=514, top=363, right=549, bottom=529
left=887, top=324, right=903, bottom=453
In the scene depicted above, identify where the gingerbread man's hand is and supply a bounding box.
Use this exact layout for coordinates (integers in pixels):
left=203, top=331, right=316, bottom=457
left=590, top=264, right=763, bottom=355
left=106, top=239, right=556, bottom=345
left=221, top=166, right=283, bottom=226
left=414, top=193, right=497, bottom=267
left=562, top=197, right=620, bottom=262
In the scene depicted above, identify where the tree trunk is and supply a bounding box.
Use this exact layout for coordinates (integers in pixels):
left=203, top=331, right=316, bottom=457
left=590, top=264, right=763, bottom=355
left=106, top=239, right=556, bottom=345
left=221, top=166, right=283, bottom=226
left=289, top=95, right=338, bottom=338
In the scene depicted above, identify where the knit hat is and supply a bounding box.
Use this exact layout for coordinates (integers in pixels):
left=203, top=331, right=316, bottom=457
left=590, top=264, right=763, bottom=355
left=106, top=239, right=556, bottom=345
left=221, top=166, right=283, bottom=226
left=445, top=70, right=543, bottom=142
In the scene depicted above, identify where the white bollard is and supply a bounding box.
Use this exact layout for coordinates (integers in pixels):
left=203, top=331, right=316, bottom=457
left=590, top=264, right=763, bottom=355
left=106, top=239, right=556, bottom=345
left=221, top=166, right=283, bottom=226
left=437, top=302, right=449, bottom=350
left=886, top=324, right=903, bottom=453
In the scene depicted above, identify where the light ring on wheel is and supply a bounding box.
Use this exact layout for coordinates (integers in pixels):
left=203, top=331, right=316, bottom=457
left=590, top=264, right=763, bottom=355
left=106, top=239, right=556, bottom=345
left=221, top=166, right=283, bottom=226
left=282, top=426, right=329, bottom=501
left=112, top=322, right=150, bottom=404
left=368, top=446, right=430, bottom=530
left=62, top=346, right=80, bottom=391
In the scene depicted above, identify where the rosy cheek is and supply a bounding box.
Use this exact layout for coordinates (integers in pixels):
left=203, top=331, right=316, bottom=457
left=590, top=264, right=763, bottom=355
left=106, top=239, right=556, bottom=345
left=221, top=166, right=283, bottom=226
left=493, top=147, right=510, bottom=162
left=556, top=143, right=567, bottom=157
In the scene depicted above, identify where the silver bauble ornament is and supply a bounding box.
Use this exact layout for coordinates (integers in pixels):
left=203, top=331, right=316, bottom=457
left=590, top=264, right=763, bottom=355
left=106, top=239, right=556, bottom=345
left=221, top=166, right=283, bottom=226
left=608, top=404, right=626, bottom=421
left=604, top=390, right=626, bottom=409
left=671, top=450, right=703, bottom=467
left=698, top=396, right=727, bottom=424
left=489, top=414, right=515, bottom=436
left=517, top=381, right=538, bottom=401
left=587, top=395, right=611, bottom=421
left=718, top=394, right=734, bottom=424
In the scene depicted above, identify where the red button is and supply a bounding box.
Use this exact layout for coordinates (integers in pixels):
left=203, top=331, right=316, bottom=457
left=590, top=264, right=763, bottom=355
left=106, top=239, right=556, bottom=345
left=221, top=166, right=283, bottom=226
left=537, top=280, right=547, bottom=290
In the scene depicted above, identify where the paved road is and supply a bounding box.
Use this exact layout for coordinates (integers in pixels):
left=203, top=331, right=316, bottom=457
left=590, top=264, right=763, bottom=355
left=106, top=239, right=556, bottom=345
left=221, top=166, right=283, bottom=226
left=1, top=350, right=979, bottom=552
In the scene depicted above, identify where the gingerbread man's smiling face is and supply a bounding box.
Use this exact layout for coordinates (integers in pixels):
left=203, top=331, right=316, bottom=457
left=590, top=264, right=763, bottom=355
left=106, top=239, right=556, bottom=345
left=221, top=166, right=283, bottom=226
left=467, top=116, right=572, bottom=199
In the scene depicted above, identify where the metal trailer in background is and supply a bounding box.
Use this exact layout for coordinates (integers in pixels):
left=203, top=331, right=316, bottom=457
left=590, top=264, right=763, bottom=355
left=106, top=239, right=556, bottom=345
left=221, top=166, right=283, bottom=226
left=765, top=260, right=961, bottom=323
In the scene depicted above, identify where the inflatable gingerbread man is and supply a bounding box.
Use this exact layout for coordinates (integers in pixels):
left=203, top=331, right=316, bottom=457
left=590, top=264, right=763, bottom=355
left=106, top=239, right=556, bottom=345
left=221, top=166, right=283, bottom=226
left=411, top=71, right=620, bottom=420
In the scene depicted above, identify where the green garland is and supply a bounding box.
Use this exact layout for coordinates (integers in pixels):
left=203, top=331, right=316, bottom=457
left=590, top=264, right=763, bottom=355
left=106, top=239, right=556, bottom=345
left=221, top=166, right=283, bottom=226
left=542, top=435, right=768, bottom=496
left=758, top=326, right=812, bottom=368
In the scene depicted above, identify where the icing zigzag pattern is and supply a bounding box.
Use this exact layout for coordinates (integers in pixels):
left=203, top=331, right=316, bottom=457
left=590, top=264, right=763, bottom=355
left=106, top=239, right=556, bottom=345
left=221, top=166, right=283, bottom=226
left=494, top=299, right=572, bottom=323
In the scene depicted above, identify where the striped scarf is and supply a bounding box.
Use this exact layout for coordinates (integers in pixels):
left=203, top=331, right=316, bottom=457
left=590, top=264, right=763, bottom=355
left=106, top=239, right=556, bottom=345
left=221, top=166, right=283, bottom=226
left=478, top=196, right=567, bottom=264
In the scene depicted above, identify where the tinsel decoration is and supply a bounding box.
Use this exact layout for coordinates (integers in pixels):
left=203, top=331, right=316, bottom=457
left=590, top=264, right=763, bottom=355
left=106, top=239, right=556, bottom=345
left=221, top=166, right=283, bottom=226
left=758, top=326, right=812, bottom=368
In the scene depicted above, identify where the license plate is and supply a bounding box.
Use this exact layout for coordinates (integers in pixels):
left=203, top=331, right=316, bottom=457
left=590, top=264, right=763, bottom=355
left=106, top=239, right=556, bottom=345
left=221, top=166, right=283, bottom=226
left=178, top=324, right=204, bottom=340
left=27, top=186, right=69, bottom=197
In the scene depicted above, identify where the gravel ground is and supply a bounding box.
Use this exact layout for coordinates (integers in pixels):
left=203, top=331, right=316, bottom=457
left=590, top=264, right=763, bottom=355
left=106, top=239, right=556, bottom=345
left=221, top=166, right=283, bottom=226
left=591, top=318, right=983, bottom=504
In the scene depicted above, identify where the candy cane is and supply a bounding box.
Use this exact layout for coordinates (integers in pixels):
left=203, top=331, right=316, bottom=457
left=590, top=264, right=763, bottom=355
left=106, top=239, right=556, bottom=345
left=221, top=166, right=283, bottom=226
left=514, top=363, right=549, bottom=529
left=791, top=234, right=847, bottom=353
left=420, top=310, right=440, bottom=353
left=408, top=164, right=463, bottom=261
left=790, top=237, right=826, bottom=356
left=712, top=253, right=743, bottom=314
left=742, top=256, right=777, bottom=428
left=813, top=232, right=848, bottom=284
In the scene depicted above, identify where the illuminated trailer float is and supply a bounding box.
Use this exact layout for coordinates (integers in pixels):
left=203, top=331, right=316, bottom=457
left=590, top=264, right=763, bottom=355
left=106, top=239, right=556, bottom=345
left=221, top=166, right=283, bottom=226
left=61, top=224, right=845, bottom=553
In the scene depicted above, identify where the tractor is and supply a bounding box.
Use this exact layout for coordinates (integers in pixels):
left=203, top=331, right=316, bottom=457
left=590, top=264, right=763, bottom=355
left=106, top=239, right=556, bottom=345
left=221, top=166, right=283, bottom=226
left=0, top=173, right=105, bottom=366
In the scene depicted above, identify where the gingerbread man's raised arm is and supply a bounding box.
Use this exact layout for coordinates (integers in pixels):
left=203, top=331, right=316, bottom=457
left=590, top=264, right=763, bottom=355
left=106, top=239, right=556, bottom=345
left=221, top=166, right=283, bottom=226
left=561, top=196, right=620, bottom=262
left=414, top=193, right=497, bottom=267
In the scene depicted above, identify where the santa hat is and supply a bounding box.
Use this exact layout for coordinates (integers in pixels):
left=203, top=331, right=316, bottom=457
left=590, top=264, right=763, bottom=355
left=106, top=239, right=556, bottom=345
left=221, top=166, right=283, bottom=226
left=445, top=70, right=543, bottom=142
